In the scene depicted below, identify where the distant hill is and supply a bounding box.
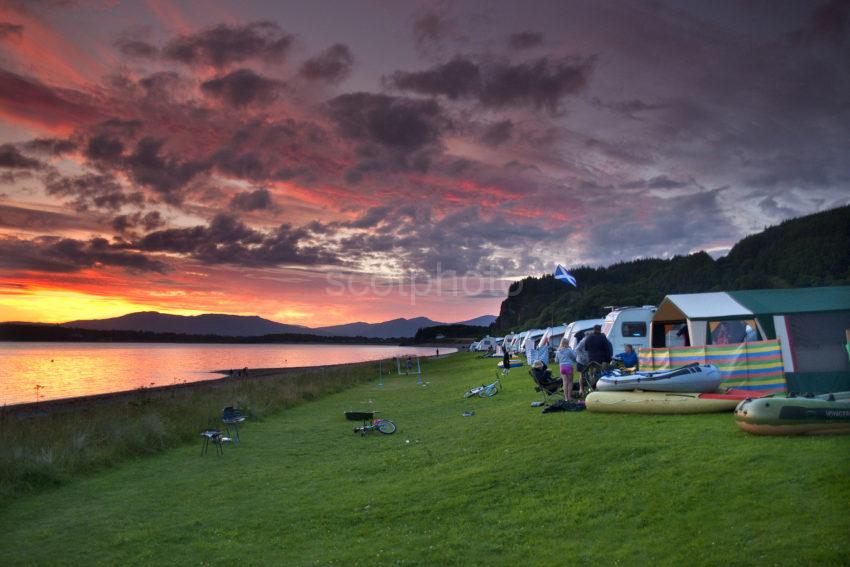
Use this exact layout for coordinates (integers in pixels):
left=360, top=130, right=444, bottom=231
left=494, top=204, right=850, bottom=333
left=62, top=312, right=311, bottom=337
left=313, top=317, right=441, bottom=339
left=52, top=311, right=499, bottom=339
left=454, top=315, right=497, bottom=327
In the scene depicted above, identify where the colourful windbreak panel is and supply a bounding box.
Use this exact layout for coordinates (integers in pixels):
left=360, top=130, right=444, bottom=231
left=638, top=340, right=786, bottom=393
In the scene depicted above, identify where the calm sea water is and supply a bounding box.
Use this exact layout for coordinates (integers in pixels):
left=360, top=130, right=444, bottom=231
left=0, top=342, right=453, bottom=406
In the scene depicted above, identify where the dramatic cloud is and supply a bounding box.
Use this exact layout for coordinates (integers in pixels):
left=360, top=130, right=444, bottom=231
left=45, top=172, right=143, bottom=212
left=112, top=211, right=164, bottom=233
left=230, top=188, right=273, bottom=211
left=163, top=21, right=293, bottom=67
left=137, top=213, right=333, bottom=267
left=329, top=93, right=446, bottom=150
left=508, top=31, right=544, bottom=49
left=299, top=44, right=354, bottom=82
left=201, top=69, right=284, bottom=107
left=0, top=144, right=44, bottom=169
left=388, top=57, right=481, bottom=99
left=0, top=235, right=166, bottom=274
left=389, top=55, right=595, bottom=112
left=23, top=137, right=77, bottom=155
left=115, top=37, right=158, bottom=58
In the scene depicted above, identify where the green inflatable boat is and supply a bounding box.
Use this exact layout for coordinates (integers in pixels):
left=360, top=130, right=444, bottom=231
left=734, top=392, right=850, bottom=435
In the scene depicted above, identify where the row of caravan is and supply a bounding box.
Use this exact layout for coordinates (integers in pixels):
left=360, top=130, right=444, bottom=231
left=471, top=306, right=659, bottom=355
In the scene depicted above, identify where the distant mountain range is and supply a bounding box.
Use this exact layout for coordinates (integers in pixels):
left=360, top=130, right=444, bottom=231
left=59, top=312, right=497, bottom=339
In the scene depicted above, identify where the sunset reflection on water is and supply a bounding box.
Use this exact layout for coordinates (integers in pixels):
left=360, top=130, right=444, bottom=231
left=0, top=343, right=452, bottom=405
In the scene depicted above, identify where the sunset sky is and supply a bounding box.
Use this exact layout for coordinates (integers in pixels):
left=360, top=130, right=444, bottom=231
left=1, top=0, right=848, bottom=326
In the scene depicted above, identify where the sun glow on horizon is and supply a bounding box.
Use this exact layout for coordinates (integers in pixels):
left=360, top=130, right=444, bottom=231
left=0, top=288, right=211, bottom=323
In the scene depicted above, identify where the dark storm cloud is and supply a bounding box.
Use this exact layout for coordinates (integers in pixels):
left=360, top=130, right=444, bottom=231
left=85, top=133, right=125, bottom=162
left=138, top=72, right=182, bottom=97
left=201, top=69, right=283, bottom=107
left=137, top=213, right=334, bottom=267
left=388, top=57, right=482, bottom=99
left=329, top=92, right=446, bottom=150
left=115, top=37, right=158, bottom=58
left=389, top=56, right=595, bottom=113
left=45, top=172, right=144, bottom=212
left=480, top=120, right=513, bottom=147
left=508, top=31, right=544, bottom=49
left=299, top=44, right=354, bottom=82
left=328, top=93, right=447, bottom=177
left=0, top=22, right=24, bottom=40
left=124, top=138, right=210, bottom=203
left=0, top=235, right=166, bottom=273
left=111, top=210, right=164, bottom=233
left=230, top=188, right=273, bottom=211
left=0, top=144, right=44, bottom=170
left=163, top=21, right=293, bottom=67
left=479, top=56, right=595, bottom=112
left=23, top=137, right=77, bottom=155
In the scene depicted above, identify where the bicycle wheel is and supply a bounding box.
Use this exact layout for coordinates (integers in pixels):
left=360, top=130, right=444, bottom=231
left=376, top=419, right=397, bottom=434
left=463, top=386, right=484, bottom=398
left=478, top=382, right=500, bottom=397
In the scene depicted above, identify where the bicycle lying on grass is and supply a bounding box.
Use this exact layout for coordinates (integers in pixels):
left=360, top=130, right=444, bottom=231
left=345, top=411, right=397, bottom=436
left=463, top=375, right=502, bottom=398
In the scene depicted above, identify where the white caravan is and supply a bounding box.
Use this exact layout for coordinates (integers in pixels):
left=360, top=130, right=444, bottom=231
left=519, top=329, right=542, bottom=351
left=564, top=318, right=606, bottom=348
left=600, top=306, right=657, bottom=355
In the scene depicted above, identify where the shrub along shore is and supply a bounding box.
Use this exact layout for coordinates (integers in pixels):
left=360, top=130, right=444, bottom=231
left=0, top=360, right=385, bottom=500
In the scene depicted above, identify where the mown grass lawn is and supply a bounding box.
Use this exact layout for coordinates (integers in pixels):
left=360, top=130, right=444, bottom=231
left=2, top=353, right=849, bottom=566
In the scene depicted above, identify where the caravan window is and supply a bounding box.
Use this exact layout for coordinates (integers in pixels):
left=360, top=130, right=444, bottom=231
left=621, top=322, right=647, bottom=338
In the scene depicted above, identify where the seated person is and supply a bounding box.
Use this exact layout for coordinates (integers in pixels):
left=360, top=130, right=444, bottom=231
left=614, top=344, right=638, bottom=369
left=530, top=360, right=554, bottom=385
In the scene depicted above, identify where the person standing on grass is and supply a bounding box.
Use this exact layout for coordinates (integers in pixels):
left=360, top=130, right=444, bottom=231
left=555, top=338, right=577, bottom=401
left=502, top=347, right=511, bottom=375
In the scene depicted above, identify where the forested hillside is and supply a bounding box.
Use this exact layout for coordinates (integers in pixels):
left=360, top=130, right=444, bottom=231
left=494, top=205, right=850, bottom=333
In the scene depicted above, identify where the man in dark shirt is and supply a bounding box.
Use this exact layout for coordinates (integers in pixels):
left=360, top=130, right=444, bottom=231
left=584, top=324, right=613, bottom=364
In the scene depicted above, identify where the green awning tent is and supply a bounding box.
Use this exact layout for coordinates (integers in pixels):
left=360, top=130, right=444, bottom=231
left=651, top=286, right=850, bottom=394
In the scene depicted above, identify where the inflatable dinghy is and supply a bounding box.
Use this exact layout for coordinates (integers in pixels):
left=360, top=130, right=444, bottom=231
left=596, top=363, right=722, bottom=393
left=586, top=390, right=753, bottom=414
left=734, top=392, right=850, bottom=435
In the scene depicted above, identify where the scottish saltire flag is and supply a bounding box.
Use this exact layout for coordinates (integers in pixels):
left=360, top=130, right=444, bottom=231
left=554, top=264, right=577, bottom=287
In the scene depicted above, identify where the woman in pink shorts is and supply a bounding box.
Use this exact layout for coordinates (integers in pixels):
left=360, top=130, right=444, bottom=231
left=555, top=338, right=577, bottom=401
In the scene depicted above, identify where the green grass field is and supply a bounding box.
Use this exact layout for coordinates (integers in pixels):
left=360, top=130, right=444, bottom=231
left=3, top=353, right=849, bottom=566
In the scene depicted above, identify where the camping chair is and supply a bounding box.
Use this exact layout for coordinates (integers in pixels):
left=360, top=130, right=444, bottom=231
left=200, top=429, right=231, bottom=456
left=221, top=407, right=246, bottom=444
left=529, top=367, right=563, bottom=405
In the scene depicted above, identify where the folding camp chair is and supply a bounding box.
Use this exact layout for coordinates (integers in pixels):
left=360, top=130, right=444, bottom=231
left=529, top=367, right=563, bottom=405
left=221, top=407, right=246, bottom=444
left=200, top=429, right=231, bottom=455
